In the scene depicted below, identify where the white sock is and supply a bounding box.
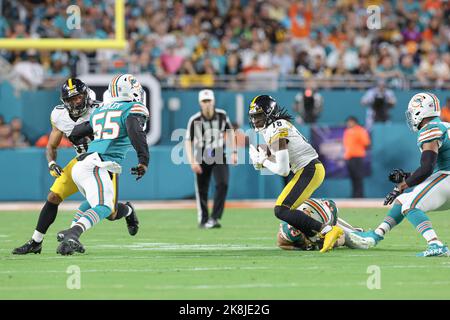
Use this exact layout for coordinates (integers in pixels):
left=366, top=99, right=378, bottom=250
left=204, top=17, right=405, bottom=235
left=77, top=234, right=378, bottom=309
left=423, top=230, right=442, bottom=245
left=375, top=226, right=387, bottom=237
left=75, top=217, right=94, bottom=232
left=32, top=230, right=44, bottom=243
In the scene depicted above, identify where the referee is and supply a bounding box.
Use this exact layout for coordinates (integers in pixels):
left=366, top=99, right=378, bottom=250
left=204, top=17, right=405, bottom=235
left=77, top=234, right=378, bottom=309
left=185, top=89, right=237, bottom=228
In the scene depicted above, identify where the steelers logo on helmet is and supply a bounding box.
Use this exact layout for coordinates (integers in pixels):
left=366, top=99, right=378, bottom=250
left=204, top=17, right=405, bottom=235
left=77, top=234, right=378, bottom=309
left=60, top=78, right=89, bottom=118
left=248, top=95, right=280, bottom=131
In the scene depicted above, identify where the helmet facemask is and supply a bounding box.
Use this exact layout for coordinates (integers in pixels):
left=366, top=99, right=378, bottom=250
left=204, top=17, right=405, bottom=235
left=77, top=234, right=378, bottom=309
left=62, top=91, right=89, bottom=118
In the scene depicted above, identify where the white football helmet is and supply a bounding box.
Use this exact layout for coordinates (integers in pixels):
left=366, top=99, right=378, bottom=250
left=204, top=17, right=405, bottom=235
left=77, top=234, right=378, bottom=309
left=108, top=74, right=144, bottom=103
left=406, top=92, right=441, bottom=132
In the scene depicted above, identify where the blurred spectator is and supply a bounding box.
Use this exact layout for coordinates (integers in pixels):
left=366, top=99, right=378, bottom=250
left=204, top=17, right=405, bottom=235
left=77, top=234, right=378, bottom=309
left=343, top=116, right=371, bottom=198
left=11, top=50, right=44, bottom=90
left=361, top=79, right=397, bottom=128
left=441, top=98, right=450, bottom=123
left=0, top=124, right=13, bottom=148
left=293, top=81, right=323, bottom=124
left=0, top=0, right=449, bottom=90
left=272, top=42, right=294, bottom=76
left=10, top=118, right=29, bottom=148
left=416, top=50, right=450, bottom=88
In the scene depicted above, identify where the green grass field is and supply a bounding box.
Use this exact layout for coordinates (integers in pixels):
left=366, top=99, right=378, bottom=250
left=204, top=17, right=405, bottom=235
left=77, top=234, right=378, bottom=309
left=1, top=207, right=450, bottom=300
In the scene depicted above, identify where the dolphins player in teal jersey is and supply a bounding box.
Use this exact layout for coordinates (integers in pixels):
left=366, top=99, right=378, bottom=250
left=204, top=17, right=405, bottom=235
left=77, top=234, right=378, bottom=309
left=350, top=93, right=450, bottom=257
left=277, top=198, right=365, bottom=250
left=56, top=74, right=150, bottom=255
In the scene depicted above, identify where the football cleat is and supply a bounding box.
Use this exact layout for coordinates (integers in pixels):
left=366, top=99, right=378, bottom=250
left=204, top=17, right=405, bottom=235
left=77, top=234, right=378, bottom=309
left=204, top=218, right=221, bottom=229
left=12, top=239, right=42, bottom=255
left=348, top=230, right=384, bottom=249
left=56, top=229, right=85, bottom=254
left=125, top=202, right=139, bottom=236
left=57, top=238, right=85, bottom=256
left=417, top=243, right=450, bottom=257
left=320, top=226, right=344, bottom=253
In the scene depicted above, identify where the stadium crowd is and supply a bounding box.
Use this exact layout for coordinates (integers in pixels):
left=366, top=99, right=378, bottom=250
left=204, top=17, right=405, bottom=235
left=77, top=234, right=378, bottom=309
left=0, top=0, right=449, bottom=89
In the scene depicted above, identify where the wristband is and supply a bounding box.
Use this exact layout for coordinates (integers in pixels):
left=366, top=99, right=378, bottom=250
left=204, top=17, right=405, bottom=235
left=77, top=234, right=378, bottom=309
left=48, top=161, right=56, bottom=168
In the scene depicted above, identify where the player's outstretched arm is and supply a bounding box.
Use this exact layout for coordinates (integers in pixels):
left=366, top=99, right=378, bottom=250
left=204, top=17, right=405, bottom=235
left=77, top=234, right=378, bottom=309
left=126, top=114, right=149, bottom=180
left=47, top=127, right=64, bottom=177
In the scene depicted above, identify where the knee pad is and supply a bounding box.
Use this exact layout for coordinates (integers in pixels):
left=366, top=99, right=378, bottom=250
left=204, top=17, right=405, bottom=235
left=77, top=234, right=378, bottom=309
left=47, top=192, right=63, bottom=204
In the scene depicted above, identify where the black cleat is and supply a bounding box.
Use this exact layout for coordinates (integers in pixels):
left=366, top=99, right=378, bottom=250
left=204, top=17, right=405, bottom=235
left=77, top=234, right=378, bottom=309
left=12, top=239, right=42, bottom=255
left=56, top=229, right=85, bottom=254
left=204, top=218, right=221, bottom=229
left=57, top=229, right=71, bottom=242
left=56, top=237, right=85, bottom=256
left=125, top=202, right=139, bottom=236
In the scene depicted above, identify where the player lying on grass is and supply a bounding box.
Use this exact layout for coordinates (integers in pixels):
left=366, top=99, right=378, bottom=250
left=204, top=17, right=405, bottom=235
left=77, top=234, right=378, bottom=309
left=349, top=93, right=450, bottom=257
left=248, top=95, right=343, bottom=253
left=12, top=78, right=139, bottom=255
left=277, top=198, right=365, bottom=250
left=56, top=74, right=149, bottom=255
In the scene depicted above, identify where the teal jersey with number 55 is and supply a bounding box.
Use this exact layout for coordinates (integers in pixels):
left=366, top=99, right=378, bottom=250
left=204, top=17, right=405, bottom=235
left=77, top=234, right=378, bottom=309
left=87, top=101, right=149, bottom=164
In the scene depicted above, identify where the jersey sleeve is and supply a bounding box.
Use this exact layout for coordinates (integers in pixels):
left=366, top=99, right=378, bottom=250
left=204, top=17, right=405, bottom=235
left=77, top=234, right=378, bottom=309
left=128, top=102, right=149, bottom=118
left=417, top=123, right=446, bottom=148
left=268, top=120, right=290, bottom=145
left=50, top=107, right=63, bottom=130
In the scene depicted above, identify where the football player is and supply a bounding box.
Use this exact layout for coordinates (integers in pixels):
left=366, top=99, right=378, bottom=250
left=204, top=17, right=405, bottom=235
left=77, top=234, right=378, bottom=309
left=349, top=93, right=450, bottom=257
left=12, top=78, right=139, bottom=255
left=56, top=74, right=149, bottom=255
left=248, top=95, right=343, bottom=253
left=277, top=198, right=365, bottom=251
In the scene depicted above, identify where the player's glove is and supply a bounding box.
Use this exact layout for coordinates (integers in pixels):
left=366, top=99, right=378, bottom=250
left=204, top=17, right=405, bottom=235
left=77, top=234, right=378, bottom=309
left=384, top=186, right=402, bottom=206
left=48, top=161, right=63, bottom=177
left=249, top=144, right=267, bottom=170
left=131, top=164, right=147, bottom=181
left=388, top=168, right=410, bottom=184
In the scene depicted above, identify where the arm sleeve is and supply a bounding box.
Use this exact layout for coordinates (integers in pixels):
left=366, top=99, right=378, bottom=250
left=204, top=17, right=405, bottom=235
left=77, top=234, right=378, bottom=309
left=262, top=149, right=290, bottom=177
left=126, top=114, right=149, bottom=167
left=68, top=121, right=94, bottom=145
left=404, top=150, right=437, bottom=187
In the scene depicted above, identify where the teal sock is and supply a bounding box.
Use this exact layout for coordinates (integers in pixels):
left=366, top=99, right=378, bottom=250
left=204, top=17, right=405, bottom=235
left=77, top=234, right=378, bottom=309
left=73, top=205, right=111, bottom=233
left=405, top=208, right=441, bottom=245
left=71, top=201, right=91, bottom=227
left=375, top=203, right=403, bottom=237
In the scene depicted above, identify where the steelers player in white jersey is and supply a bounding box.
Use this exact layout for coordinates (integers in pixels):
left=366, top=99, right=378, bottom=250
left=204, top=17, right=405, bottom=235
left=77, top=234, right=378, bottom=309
left=248, top=95, right=343, bottom=253
left=12, top=78, right=138, bottom=255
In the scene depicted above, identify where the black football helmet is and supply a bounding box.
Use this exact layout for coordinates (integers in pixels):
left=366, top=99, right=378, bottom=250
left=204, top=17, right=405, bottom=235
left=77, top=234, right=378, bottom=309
left=60, top=78, right=90, bottom=118
left=248, top=95, right=280, bottom=130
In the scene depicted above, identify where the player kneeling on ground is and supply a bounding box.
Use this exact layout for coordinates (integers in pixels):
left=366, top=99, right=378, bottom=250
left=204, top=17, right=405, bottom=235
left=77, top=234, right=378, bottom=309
left=277, top=199, right=365, bottom=250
